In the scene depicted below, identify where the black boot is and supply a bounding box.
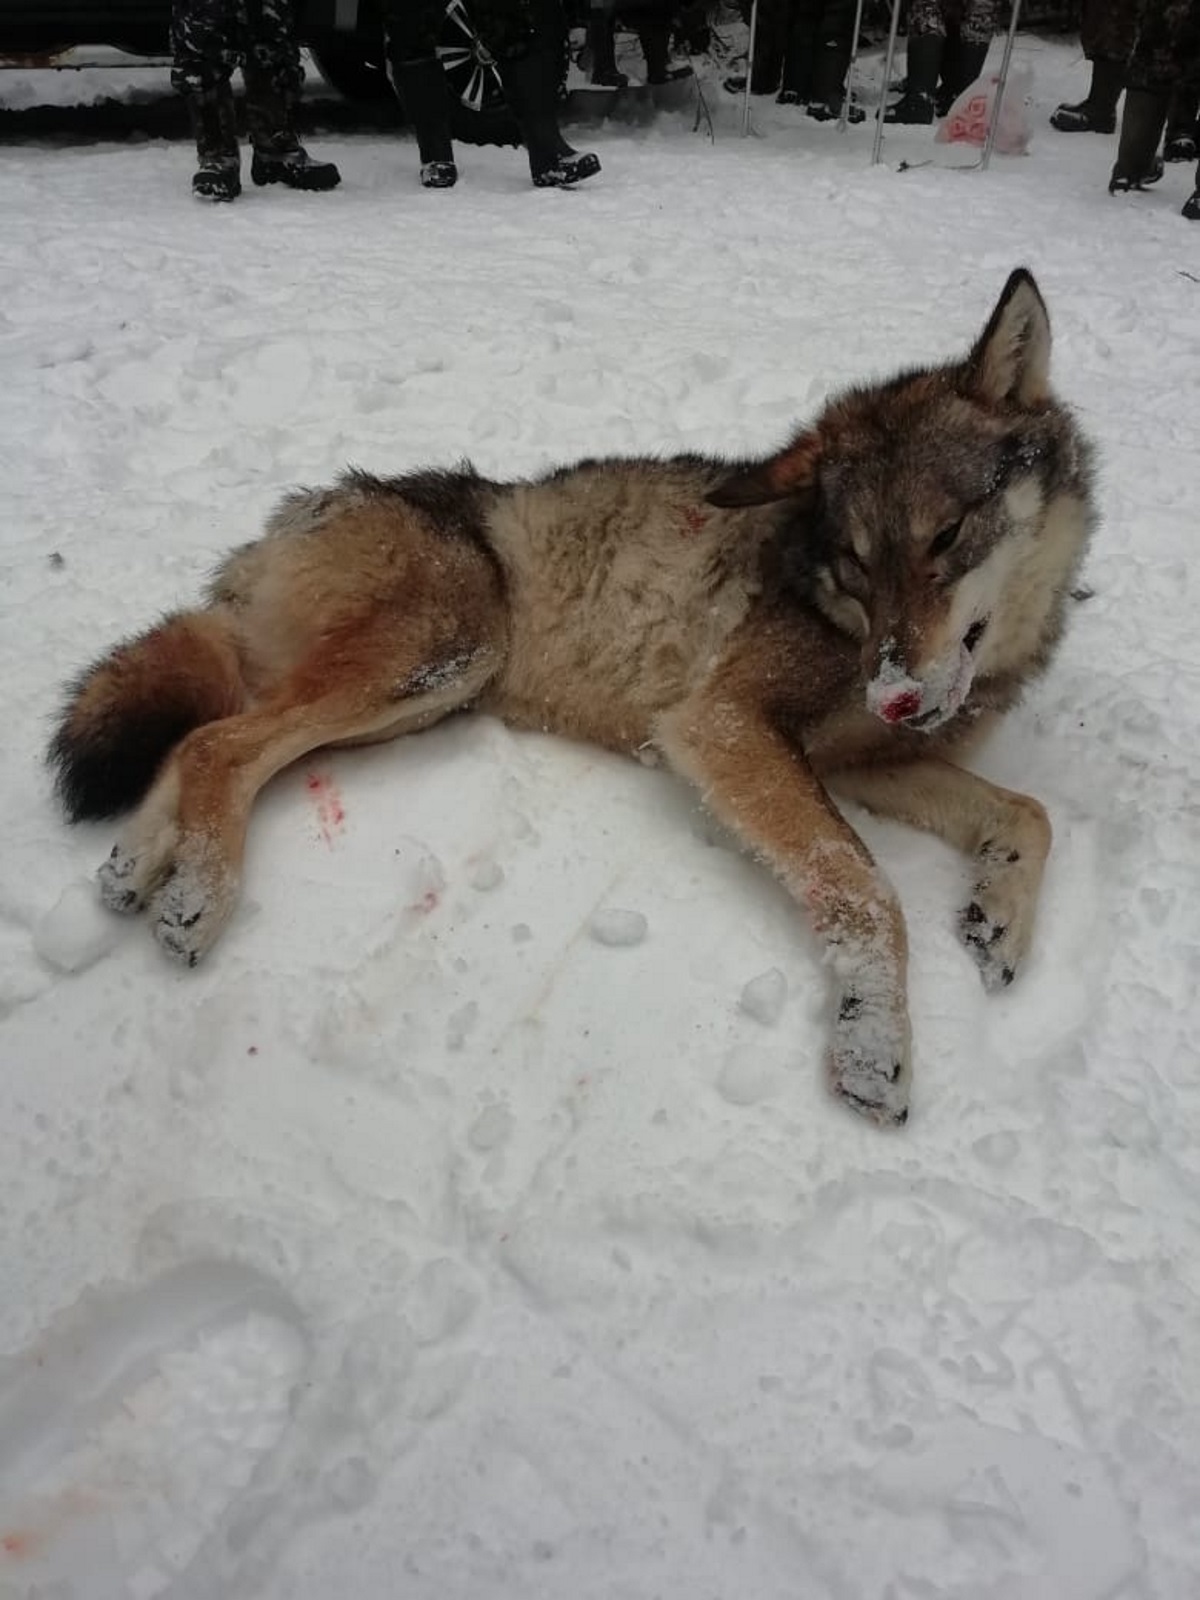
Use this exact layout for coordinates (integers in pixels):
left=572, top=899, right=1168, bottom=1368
left=806, top=40, right=864, bottom=123
left=498, top=47, right=600, bottom=187
left=936, top=38, right=988, bottom=116
left=242, top=60, right=340, bottom=190
left=1051, top=57, right=1124, bottom=134
left=250, top=145, right=342, bottom=189
left=186, top=82, right=241, bottom=201
left=392, top=56, right=458, bottom=187
left=1183, top=156, right=1200, bottom=218
left=1109, top=88, right=1168, bottom=192
left=883, top=34, right=943, bottom=123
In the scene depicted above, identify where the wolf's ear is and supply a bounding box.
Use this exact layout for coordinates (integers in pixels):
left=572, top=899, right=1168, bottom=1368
left=707, top=429, right=822, bottom=508
left=964, top=268, right=1052, bottom=408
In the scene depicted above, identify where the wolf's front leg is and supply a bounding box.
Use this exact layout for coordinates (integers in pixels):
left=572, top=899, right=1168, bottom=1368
left=830, top=759, right=1052, bottom=991
left=657, top=691, right=912, bottom=1126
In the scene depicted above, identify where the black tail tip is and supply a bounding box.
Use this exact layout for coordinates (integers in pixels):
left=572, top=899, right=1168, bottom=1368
left=47, top=703, right=193, bottom=822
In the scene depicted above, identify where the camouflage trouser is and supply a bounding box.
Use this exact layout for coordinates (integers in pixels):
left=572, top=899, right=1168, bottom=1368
left=1079, top=0, right=1142, bottom=62
left=171, top=0, right=304, bottom=153
left=384, top=0, right=539, bottom=62
left=1127, top=0, right=1200, bottom=92
left=908, top=0, right=1002, bottom=43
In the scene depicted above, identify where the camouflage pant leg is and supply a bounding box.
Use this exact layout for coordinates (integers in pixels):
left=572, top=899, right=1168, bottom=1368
left=1128, top=0, right=1200, bottom=91
left=909, top=0, right=1000, bottom=40
left=957, top=0, right=1000, bottom=44
left=171, top=0, right=244, bottom=97
left=907, top=0, right=948, bottom=38
left=240, top=0, right=305, bottom=147
left=243, top=0, right=304, bottom=101
left=1079, top=0, right=1142, bottom=62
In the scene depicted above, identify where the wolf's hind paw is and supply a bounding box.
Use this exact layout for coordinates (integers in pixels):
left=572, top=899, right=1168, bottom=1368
left=98, top=845, right=146, bottom=913
left=147, top=847, right=237, bottom=968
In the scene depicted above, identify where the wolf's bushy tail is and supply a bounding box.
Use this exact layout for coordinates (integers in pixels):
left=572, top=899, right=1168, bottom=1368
left=50, top=610, right=246, bottom=822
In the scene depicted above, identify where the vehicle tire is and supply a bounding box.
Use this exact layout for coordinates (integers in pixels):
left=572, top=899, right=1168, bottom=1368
left=436, top=0, right=519, bottom=146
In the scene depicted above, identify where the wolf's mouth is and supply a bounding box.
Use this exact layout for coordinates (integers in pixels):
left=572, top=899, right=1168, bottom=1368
left=906, top=705, right=948, bottom=730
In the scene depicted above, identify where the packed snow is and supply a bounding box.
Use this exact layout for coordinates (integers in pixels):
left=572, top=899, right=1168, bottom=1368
left=2, top=28, right=1199, bottom=1600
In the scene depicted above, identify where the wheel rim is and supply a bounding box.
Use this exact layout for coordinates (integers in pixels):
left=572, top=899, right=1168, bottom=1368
left=437, top=0, right=507, bottom=116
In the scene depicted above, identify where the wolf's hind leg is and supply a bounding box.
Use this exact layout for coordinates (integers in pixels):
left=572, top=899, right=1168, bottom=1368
left=657, top=672, right=912, bottom=1127
left=103, top=616, right=504, bottom=966
left=830, top=760, right=1052, bottom=991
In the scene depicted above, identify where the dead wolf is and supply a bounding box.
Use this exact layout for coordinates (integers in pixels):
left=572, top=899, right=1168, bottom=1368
left=49, top=268, right=1095, bottom=1126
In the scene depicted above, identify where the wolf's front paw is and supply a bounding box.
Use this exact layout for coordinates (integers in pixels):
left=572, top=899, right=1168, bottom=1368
left=827, top=992, right=911, bottom=1126
left=959, top=874, right=1037, bottom=992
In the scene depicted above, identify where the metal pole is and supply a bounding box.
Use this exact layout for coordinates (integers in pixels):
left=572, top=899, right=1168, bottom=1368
left=981, top=0, right=1023, bottom=170
left=870, top=0, right=904, bottom=165
left=742, top=0, right=759, bottom=136
left=838, top=0, right=868, bottom=132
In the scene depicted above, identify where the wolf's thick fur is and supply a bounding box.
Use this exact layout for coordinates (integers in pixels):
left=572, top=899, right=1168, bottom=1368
left=50, top=269, right=1095, bottom=1125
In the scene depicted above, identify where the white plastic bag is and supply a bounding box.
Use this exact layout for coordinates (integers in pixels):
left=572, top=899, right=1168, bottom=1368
left=936, top=61, right=1033, bottom=154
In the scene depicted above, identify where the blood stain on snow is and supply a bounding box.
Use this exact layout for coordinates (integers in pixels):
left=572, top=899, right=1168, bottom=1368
left=304, top=769, right=346, bottom=846
left=2, top=1531, right=35, bottom=1558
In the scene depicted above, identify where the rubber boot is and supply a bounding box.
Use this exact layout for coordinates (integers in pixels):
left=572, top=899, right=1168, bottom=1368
left=936, top=37, right=988, bottom=116
left=806, top=40, right=864, bottom=122
left=1051, top=56, right=1124, bottom=133
left=393, top=56, right=458, bottom=187
left=186, top=81, right=241, bottom=201
left=243, top=59, right=340, bottom=190
left=884, top=34, right=943, bottom=123
left=498, top=47, right=600, bottom=187
left=1109, top=87, right=1168, bottom=192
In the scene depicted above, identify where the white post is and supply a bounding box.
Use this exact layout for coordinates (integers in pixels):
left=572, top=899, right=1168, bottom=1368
left=742, top=0, right=759, bottom=136
left=838, top=0, right=868, bottom=132
left=871, top=0, right=904, bottom=165
left=981, top=0, right=1024, bottom=169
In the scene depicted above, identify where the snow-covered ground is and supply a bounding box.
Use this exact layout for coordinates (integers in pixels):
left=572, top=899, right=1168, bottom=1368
left=2, top=31, right=1199, bottom=1600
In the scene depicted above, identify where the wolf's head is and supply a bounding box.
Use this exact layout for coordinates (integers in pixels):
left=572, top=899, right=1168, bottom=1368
left=708, top=269, right=1090, bottom=732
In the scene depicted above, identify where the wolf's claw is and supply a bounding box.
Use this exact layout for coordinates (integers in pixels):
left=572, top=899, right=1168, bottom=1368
left=959, top=896, right=1024, bottom=991
left=98, top=846, right=147, bottom=913
left=828, top=992, right=912, bottom=1126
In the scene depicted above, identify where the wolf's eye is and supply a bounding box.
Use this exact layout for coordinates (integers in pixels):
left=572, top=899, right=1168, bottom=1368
left=929, top=520, right=963, bottom=559
left=834, top=548, right=868, bottom=594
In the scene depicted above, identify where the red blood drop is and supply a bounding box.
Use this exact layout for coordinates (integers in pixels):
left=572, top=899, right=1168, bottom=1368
left=881, top=689, right=921, bottom=724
